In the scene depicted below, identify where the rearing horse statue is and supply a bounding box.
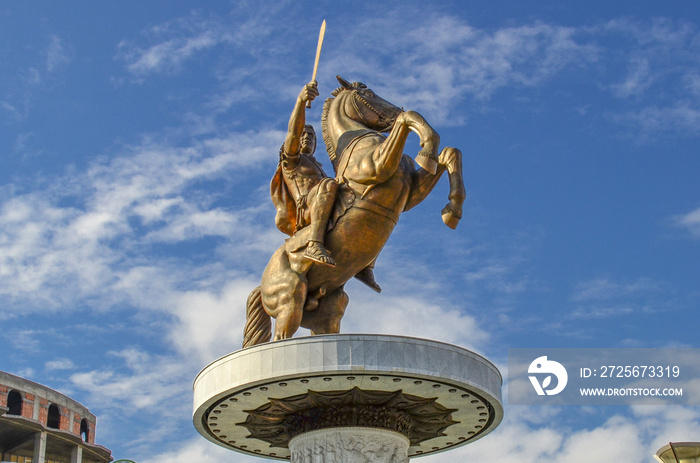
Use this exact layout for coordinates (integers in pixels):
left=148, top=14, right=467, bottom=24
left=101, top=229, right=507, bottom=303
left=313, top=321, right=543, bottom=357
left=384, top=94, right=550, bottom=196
left=243, top=76, right=465, bottom=347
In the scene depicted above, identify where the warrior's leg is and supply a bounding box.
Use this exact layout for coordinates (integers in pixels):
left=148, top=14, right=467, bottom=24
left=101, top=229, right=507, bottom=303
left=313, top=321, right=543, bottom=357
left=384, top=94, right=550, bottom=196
left=304, top=178, right=338, bottom=266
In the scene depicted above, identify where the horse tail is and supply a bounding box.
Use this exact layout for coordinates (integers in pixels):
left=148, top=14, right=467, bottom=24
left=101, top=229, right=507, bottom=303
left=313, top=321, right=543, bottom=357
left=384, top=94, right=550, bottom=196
left=242, top=286, right=271, bottom=348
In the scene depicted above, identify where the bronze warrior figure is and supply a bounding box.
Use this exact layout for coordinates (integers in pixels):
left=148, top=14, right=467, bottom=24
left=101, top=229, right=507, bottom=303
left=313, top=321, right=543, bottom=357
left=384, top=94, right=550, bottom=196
left=271, top=81, right=338, bottom=267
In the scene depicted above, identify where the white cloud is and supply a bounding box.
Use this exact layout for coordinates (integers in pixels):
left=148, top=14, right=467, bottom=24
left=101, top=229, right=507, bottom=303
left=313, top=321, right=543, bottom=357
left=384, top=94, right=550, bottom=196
left=571, top=277, right=660, bottom=302
left=421, top=404, right=700, bottom=463
left=123, top=31, right=221, bottom=75
left=615, top=103, right=700, bottom=137
left=139, top=438, right=254, bottom=463
left=1, top=101, right=22, bottom=121
left=427, top=416, right=563, bottom=463
left=604, top=18, right=697, bottom=47
left=343, top=292, right=487, bottom=349
left=568, top=277, right=663, bottom=320
left=674, top=206, right=700, bottom=237
left=328, top=15, right=700, bottom=139
left=45, top=358, right=76, bottom=371
left=0, top=34, right=72, bottom=123
left=45, top=35, right=71, bottom=73
left=114, top=10, right=700, bottom=142
left=554, top=416, right=645, bottom=462
left=116, top=9, right=282, bottom=79
left=118, top=14, right=230, bottom=76
left=327, top=15, right=598, bottom=125
left=611, top=56, right=653, bottom=98
left=0, top=128, right=281, bottom=312
left=15, top=368, right=36, bottom=379
left=595, top=18, right=700, bottom=137
left=167, top=279, right=257, bottom=362
left=330, top=241, right=491, bottom=350
left=569, top=305, right=637, bottom=319
left=142, top=207, right=239, bottom=242
left=69, top=348, right=188, bottom=413
left=686, top=72, right=700, bottom=96
left=2, top=329, right=41, bottom=352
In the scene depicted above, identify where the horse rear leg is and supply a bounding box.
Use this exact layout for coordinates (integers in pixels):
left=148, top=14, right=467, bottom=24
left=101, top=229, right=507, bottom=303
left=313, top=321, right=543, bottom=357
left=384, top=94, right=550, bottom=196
left=261, top=249, right=308, bottom=341
left=302, top=286, right=349, bottom=335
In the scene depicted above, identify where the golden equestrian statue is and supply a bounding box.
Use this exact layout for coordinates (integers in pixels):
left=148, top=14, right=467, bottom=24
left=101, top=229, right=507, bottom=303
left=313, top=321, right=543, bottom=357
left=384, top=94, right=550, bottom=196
left=242, top=23, right=465, bottom=347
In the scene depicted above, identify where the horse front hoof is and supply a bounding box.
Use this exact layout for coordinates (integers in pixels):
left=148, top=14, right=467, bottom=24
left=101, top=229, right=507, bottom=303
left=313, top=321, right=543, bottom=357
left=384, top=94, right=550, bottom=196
left=441, top=205, right=461, bottom=229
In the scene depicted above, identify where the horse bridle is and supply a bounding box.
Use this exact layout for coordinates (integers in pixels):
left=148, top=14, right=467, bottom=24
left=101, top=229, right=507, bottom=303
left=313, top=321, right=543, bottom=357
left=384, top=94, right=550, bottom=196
left=351, top=90, right=401, bottom=133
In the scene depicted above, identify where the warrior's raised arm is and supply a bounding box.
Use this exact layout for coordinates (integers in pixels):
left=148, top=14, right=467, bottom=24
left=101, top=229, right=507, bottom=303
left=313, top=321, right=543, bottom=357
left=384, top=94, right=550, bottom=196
left=283, top=81, right=319, bottom=162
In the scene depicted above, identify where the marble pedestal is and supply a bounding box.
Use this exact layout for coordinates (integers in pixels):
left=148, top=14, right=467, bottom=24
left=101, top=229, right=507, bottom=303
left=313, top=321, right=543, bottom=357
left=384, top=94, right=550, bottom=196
left=193, top=334, right=503, bottom=461
left=290, top=428, right=409, bottom=463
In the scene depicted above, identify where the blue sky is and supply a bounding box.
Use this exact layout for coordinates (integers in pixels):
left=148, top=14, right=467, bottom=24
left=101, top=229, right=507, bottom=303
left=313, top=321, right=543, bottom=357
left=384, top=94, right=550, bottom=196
left=2, top=1, right=700, bottom=462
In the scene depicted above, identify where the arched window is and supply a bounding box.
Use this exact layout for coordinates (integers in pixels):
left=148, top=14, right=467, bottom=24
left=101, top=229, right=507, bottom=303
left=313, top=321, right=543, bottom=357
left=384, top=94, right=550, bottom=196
left=80, top=419, right=90, bottom=442
left=7, top=390, right=22, bottom=415
left=47, top=403, right=60, bottom=428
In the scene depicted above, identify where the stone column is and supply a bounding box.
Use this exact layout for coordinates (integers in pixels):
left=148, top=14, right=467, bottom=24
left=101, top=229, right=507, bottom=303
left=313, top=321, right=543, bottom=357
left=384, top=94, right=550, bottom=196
left=289, top=427, right=409, bottom=463
left=71, top=445, right=83, bottom=463
left=33, top=431, right=47, bottom=463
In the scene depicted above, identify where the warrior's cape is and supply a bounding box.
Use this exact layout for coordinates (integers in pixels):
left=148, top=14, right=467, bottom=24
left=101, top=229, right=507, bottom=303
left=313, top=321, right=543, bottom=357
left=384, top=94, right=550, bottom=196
left=270, top=163, right=296, bottom=236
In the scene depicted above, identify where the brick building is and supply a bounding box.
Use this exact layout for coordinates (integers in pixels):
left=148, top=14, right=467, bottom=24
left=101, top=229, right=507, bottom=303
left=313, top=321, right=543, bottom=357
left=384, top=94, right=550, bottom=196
left=0, top=371, right=112, bottom=463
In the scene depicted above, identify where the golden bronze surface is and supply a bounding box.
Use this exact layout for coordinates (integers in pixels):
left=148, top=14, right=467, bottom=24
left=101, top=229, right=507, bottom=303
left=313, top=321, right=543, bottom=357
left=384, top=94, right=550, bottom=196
left=243, top=76, right=465, bottom=347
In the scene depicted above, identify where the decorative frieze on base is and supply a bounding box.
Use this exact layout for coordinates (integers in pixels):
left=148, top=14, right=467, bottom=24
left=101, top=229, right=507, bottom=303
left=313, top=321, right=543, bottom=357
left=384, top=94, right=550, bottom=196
left=240, top=387, right=457, bottom=447
left=289, top=428, right=409, bottom=463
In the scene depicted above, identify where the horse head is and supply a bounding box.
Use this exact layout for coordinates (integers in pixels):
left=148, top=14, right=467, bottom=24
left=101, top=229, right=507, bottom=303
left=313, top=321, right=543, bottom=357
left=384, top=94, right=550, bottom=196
left=322, top=76, right=405, bottom=170
left=334, top=76, right=403, bottom=133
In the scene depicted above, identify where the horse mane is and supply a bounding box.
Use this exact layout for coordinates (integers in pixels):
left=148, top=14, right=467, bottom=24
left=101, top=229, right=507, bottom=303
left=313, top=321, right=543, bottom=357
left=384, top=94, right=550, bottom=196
left=321, top=82, right=367, bottom=174
left=321, top=96, right=338, bottom=173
